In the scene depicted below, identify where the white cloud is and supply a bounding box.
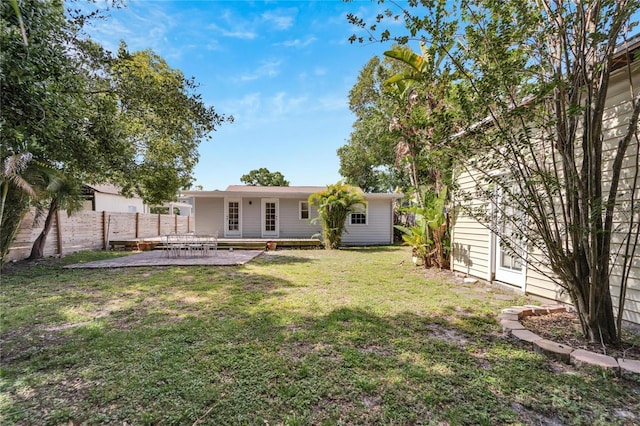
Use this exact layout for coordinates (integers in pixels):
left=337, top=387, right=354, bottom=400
left=85, top=3, right=184, bottom=58
left=270, top=92, right=308, bottom=116
left=235, top=93, right=262, bottom=111
left=208, top=23, right=257, bottom=40
left=279, top=36, right=317, bottom=48
left=219, top=91, right=313, bottom=127
left=262, top=10, right=296, bottom=30
left=217, top=92, right=262, bottom=124
left=238, top=60, right=282, bottom=82
left=221, top=29, right=257, bottom=40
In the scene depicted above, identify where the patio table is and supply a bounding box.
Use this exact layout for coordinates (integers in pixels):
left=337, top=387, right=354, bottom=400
left=165, top=232, right=217, bottom=258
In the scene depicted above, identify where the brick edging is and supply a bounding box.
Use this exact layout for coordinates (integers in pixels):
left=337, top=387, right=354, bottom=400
left=499, top=304, right=640, bottom=380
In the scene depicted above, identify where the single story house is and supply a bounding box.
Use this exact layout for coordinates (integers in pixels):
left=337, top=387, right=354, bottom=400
left=82, top=183, right=148, bottom=213
left=450, top=37, right=640, bottom=326
left=180, top=185, right=403, bottom=245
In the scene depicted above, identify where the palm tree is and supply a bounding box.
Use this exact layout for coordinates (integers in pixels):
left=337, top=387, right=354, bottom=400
left=0, top=151, right=43, bottom=266
left=0, top=152, right=36, bottom=228
left=29, top=173, right=82, bottom=259
left=309, top=182, right=366, bottom=249
left=384, top=42, right=454, bottom=208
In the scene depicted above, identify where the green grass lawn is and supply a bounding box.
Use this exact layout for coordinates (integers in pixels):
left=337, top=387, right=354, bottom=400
left=1, top=247, right=638, bottom=425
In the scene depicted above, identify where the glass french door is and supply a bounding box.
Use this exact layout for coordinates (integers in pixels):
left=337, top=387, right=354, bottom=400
left=261, top=199, right=279, bottom=238
left=494, top=190, right=526, bottom=289
left=224, top=198, right=241, bottom=237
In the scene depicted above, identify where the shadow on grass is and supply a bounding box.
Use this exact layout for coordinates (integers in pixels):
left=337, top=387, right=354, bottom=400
left=338, top=245, right=401, bottom=253
left=2, top=260, right=639, bottom=425
left=254, top=252, right=315, bottom=265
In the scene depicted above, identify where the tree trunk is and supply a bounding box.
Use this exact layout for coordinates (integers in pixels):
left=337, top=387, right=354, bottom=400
left=29, top=198, right=58, bottom=260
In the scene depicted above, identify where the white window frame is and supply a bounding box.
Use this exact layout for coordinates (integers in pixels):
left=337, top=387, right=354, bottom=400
left=349, top=204, right=367, bottom=225
left=299, top=201, right=310, bottom=220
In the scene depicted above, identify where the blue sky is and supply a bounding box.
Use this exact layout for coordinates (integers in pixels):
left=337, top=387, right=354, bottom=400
left=84, top=1, right=640, bottom=191
left=85, top=0, right=395, bottom=190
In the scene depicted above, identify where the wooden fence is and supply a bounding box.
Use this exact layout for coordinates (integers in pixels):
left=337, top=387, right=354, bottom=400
left=6, top=209, right=191, bottom=262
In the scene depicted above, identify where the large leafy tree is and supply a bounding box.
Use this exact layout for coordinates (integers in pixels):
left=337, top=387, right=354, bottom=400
left=339, top=45, right=455, bottom=203
left=349, top=0, right=640, bottom=343
left=240, top=168, right=290, bottom=186
left=309, top=182, right=366, bottom=249
left=383, top=41, right=455, bottom=208
left=110, top=43, right=228, bottom=204
left=338, top=56, right=408, bottom=192
left=1, top=0, right=230, bottom=263
left=0, top=0, right=121, bottom=264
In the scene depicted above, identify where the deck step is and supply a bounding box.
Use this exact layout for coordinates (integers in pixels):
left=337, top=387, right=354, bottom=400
left=154, top=240, right=321, bottom=251
left=111, top=238, right=321, bottom=251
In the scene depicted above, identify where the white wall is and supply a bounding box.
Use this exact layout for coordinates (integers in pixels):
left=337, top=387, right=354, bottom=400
left=94, top=193, right=145, bottom=213
left=450, top=170, right=492, bottom=281
left=342, top=198, right=394, bottom=245
left=193, top=198, right=224, bottom=235
left=278, top=198, right=322, bottom=239
left=242, top=198, right=261, bottom=238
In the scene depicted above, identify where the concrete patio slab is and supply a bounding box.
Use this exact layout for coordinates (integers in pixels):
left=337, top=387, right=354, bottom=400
left=64, top=249, right=264, bottom=269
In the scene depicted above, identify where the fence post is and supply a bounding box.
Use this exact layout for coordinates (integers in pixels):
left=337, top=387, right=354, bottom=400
left=135, top=213, right=140, bottom=238
left=102, top=211, right=107, bottom=250
left=55, top=209, right=63, bottom=255
left=174, top=214, right=178, bottom=233
left=157, top=214, right=161, bottom=236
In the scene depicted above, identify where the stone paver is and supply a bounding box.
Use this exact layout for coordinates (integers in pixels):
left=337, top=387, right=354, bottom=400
left=510, top=329, right=543, bottom=343
left=497, top=313, right=520, bottom=321
left=64, top=249, right=264, bottom=268
left=502, top=308, right=526, bottom=316
left=502, top=303, right=639, bottom=376
left=533, top=339, right=574, bottom=364
left=618, top=359, right=640, bottom=381
left=570, top=349, right=619, bottom=371
left=500, top=319, right=526, bottom=331
left=540, top=305, right=567, bottom=314
left=523, top=305, right=549, bottom=316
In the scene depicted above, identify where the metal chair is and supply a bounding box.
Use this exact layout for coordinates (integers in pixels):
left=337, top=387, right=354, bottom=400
left=166, top=233, right=186, bottom=258
left=202, top=231, right=218, bottom=257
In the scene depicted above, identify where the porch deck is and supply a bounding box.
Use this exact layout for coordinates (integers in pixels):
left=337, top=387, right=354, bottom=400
left=109, top=237, right=322, bottom=251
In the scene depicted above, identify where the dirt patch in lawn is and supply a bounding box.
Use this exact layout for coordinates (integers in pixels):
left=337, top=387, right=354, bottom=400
left=521, top=311, right=640, bottom=360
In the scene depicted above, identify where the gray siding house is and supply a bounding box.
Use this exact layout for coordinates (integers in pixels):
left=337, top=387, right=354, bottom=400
left=181, top=185, right=402, bottom=245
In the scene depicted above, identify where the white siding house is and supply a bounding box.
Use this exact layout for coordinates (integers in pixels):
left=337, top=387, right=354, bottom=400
left=181, top=186, right=402, bottom=245
left=450, top=40, right=640, bottom=326
left=82, top=184, right=148, bottom=213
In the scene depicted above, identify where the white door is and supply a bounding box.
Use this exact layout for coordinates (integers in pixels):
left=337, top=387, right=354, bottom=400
left=261, top=199, right=279, bottom=238
left=494, top=197, right=526, bottom=289
left=224, top=198, right=242, bottom=237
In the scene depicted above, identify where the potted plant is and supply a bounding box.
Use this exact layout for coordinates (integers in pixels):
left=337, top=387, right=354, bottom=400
left=266, top=241, right=277, bottom=251
left=137, top=240, right=155, bottom=251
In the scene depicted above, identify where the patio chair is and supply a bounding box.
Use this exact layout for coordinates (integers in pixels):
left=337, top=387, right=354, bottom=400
left=184, top=232, right=202, bottom=257
left=166, top=233, right=187, bottom=258
left=202, top=231, right=218, bottom=257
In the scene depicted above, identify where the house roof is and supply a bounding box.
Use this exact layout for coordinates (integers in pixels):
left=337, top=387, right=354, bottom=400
left=612, top=33, right=640, bottom=65
left=226, top=185, right=327, bottom=193
left=181, top=185, right=403, bottom=199
left=84, top=183, right=123, bottom=196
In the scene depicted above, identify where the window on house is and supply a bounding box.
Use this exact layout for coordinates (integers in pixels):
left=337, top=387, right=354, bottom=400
left=350, top=204, right=366, bottom=225
left=299, top=201, right=310, bottom=220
